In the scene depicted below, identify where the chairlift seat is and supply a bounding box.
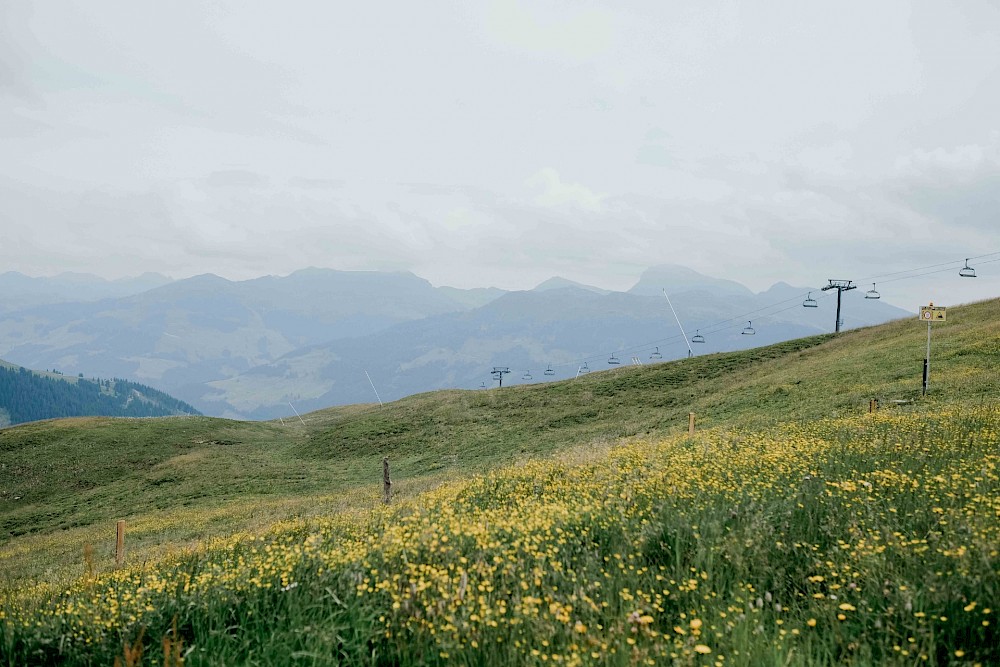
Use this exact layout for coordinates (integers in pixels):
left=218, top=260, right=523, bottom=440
left=692, top=331, right=705, bottom=343
left=959, top=259, right=977, bottom=278
left=742, top=321, right=756, bottom=335
left=803, top=292, right=818, bottom=308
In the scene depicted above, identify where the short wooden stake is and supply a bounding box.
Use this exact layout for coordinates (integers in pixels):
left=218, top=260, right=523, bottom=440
left=688, top=412, right=696, bottom=436
left=382, top=456, right=392, bottom=504
left=115, top=520, right=126, bottom=567
left=83, top=543, right=95, bottom=580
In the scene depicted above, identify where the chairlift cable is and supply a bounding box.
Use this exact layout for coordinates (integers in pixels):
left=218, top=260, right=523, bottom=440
left=872, top=257, right=1000, bottom=286
left=513, top=252, right=999, bottom=376
left=861, top=251, right=1000, bottom=282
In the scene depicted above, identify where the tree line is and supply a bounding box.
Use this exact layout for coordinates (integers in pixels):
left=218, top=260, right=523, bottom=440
left=0, top=366, right=201, bottom=426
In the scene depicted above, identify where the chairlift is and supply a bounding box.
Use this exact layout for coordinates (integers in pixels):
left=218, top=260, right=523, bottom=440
left=865, top=283, right=880, bottom=300
left=580, top=362, right=590, bottom=374
left=959, top=258, right=977, bottom=278
left=742, top=321, right=756, bottom=335
left=544, top=365, right=555, bottom=376
left=522, top=370, right=533, bottom=381
left=692, top=330, right=705, bottom=344
left=478, top=381, right=487, bottom=390
left=803, top=292, right=818, bottom=308
left=608, top=353, right=621, bottom=365
left=650, top=346, right=662, bottom=360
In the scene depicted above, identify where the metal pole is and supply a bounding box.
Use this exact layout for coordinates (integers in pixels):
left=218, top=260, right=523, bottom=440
left=923, top=320, right=931, bottom=395
left=822, top=280, right=855, bottom=332
left=835, top=288, right=843, bottom=333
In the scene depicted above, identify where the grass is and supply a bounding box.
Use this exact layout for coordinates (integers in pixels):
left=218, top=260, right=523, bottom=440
left=4, top=299, right=1000, bottom=577
left=1, top=298, right=999, bottom=664
left=2, top=405, right=996, bottom=665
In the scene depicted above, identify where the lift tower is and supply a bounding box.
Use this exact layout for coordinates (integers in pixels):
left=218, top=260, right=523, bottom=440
left=821, top=280, right=857, bottom=333
left=491, top=366, right=511, bottom=388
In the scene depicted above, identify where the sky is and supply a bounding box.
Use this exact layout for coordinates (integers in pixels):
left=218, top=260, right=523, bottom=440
left=2, top=1, right=999, bottom=310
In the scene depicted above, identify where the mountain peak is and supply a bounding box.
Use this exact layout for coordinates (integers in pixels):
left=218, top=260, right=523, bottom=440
left=533, top=277, right=609, bottom=294
left=628, top=264, right=753, bottom=297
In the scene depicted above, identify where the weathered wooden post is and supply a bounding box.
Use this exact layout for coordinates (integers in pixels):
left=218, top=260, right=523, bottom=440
left=382, top=456, right=391, bottom=504
left=83, top=543, right=95, bottom=580
left=115, top=520, right=126, bottom=567
left=688, top=412, right=696, bottom=437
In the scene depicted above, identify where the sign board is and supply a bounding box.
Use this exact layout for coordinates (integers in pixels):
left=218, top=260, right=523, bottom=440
left=919, top=305, right=946, bottom=321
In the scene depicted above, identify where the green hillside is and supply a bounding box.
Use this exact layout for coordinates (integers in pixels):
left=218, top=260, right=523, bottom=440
left=1, top=298, right=997, bottom=586
left=0, top=361, right=201, bottom=427
left=1, top=298, right=997, bottom=666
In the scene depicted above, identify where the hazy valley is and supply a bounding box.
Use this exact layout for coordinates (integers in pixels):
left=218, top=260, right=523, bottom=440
left=0, top=264, right=909, bottom=421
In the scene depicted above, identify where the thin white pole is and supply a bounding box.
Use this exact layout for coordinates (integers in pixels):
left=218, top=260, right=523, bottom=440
left=365, top=370, right=384, bottom=407
left=288, top=402, right=306, bottom=426
left=662, top=289, right=694, bottom=358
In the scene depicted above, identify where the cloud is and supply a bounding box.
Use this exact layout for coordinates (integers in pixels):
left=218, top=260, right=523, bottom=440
left=288, top=177, right=344, bottom=190
left=486, top=0, right=615, bottom=61
left=526, top=168, right=605, bottom=211
left=889, top=133, right=1000, bottom=231
left=203, top=170, right=269, bottom=189
left=2, top=1, right=999, bottom=312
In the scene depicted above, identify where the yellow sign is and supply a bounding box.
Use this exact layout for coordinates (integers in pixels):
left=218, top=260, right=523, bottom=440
left=919, top=305, right=946, bottom=321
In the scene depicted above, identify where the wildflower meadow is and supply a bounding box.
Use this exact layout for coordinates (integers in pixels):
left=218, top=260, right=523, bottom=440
left=2, top=404, right=997, bottom=665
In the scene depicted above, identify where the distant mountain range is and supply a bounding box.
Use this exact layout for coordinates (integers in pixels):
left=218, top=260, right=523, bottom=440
left=0, top=359, right=200, bottom=427
left=0, top=265, right=911, bottom=420
left=0, top=271, right=172, bottom=313
left=0, top=268, right=482, bottom=396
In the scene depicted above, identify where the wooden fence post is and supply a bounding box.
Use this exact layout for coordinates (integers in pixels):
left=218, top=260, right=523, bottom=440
left=383, top=456, right=391, bottom=504
left=688, top=412, right=696, bottom=437
left=115, top=520, right=126, bottom=567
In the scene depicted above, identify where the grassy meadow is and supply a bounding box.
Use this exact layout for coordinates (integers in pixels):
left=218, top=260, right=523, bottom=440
left=1, top=299, right=999, bottom=665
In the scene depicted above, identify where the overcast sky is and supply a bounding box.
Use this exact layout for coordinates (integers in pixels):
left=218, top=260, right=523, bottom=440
left=2, top=1, right=999, bottom=309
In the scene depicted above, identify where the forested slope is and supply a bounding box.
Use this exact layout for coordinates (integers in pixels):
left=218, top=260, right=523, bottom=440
left=0, top=364, right=200, bottom=426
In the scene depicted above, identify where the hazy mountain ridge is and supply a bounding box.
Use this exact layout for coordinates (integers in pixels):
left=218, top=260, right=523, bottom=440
left=0, top=271, right=173, bottom=313
left=532, top=277, right=610, bottom=294
left=0, top=265, right=912, bottom=420
left=192, top=270, right=911, bottom=419
left=629, top=265, right=753, bottom=298
left=0, top=268, right=485, bottom=397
